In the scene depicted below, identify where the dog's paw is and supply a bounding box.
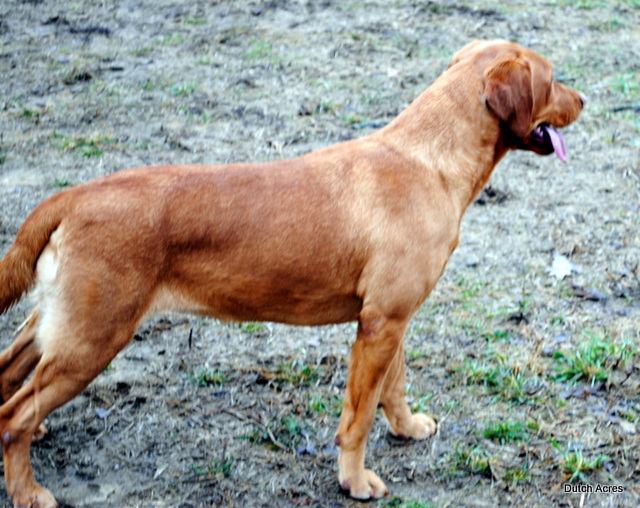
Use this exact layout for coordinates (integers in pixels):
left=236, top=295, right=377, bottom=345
left=12, top=484, right=57, bottom=508
left=393, top=413, right=438, bottom=441
left=411, top=412, right=439, bottom=440
left=340, top=469, right=388, bottom=500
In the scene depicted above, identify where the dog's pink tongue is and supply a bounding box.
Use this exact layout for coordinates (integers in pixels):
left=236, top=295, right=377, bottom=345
left=543, top=124, right=567, bottom=163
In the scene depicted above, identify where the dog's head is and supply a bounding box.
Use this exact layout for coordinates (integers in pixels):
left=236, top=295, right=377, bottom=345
left=450, top=40, right=585, bottom=163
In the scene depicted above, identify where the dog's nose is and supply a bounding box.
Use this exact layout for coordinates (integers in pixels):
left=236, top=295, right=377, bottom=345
left=578, top=92, right=587, bottom=107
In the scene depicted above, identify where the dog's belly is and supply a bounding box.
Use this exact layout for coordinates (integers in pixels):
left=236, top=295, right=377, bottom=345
left=156, top=236, right=366, bottom=325
left=205, top=292, right=362, bottom=325
left=152, top=283, right=362, bottom=326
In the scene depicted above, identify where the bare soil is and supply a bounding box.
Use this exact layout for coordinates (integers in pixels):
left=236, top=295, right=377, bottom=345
left=0, top=1, right=639, bottom=507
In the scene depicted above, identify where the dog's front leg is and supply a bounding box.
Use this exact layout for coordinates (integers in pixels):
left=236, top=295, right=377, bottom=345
left=379, top=342, right=438, bottom=440
left=335, top=309, right=408, bottom=499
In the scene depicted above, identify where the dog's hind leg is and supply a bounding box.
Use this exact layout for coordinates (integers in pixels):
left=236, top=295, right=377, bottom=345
left=0, top=302, right=144, bottom=508
left=0, top=311, right=51, bottom=445
left=0, top=311, right=42, bottom=405
left=378, top=341, right=438, bottom=440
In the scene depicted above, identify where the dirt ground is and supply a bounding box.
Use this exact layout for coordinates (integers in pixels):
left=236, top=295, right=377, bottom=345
left=0, top=1, right=639, bottom=507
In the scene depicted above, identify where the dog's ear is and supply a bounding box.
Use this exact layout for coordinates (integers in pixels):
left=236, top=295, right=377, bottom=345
left=484, top=57, right=533, bottom=139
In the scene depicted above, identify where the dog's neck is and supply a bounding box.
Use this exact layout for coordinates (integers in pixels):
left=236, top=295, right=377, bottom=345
left=375, top=69, right=510, bottom=211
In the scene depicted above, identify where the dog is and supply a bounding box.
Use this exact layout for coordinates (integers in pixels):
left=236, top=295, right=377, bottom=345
left=0, top=40, right=584, bottom=507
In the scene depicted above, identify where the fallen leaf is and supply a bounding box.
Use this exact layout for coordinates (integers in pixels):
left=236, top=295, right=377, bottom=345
left=549, top=252, right=581, bottom=280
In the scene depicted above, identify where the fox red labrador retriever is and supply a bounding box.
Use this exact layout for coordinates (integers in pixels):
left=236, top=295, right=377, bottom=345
left=0, top=40, right=584, bottom=507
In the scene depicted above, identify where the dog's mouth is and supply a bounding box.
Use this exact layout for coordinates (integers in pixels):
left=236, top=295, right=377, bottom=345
left=529, top=123, right=568, bottom=163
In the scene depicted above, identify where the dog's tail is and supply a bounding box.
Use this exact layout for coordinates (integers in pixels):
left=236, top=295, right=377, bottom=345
left=0, top=191, right=70, bottom=314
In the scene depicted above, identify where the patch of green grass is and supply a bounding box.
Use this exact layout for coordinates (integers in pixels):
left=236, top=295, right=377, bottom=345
left=140, top=80, right=156, bottom=92
left=457, top=318, right=486, bottom=337
left=485, top=302, right=525, bottom=321
left=341, top=113, right=365, bottom=126
left=565, top=0, right=607, bottom=8
left=240, top=322, right=267, bottom=335
left=314, top=100, right=338, bottom=115
left=168, top=83, right=197, bottom=97
left=84, top=147, right=103, bottom=157
left=616, top=404, right=639, bottom=423
left=242, top=415, right=311, bottom=450
left=409, top=391, right=435, bottom=414
left=444, top=444, right=494, bottom=477
left=130, top=47, right=153, bottom=57
left=192, top=457, right=234, bottom=478
left=20, top=108, right=40, bottom=119
left=459, top=355, right=542, bottom=405
left=136, top=139, right=151, bottom=150
left=419, top=3, right=454, bottom=14
left=183, top=17, right=207, bottom=25
left=244, top=39, right=273, bottom=60
left=612, top=72, right=639, bottom=98
left=159, top=33, right=184, bottom=46
left=527, top=419, right=541, bottom=432
left=281, top=416, right=303, bottom=436
left=53, top=131, right=116, bottom=158
left=274, top=360, right=320, bottom=387
left=504, top=463, right=529, bottom=484
left=454, top=275, right=486, bottom=301
left=308, top=395, right=342, bottom=417
left=589, top=18, right=625, bottom=31
left=481, top=329, right=510, bottom=343
left=550, top=438, right=612, bottom=482
left=190, top=368, right=229, bottom=388
left=482, top=420, right=528, bottom=444
left=407, top=348, right=424, bottom=360
left=551, top=332, right=636, bottom=386
left=51, top=179, right=72, bottom=188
